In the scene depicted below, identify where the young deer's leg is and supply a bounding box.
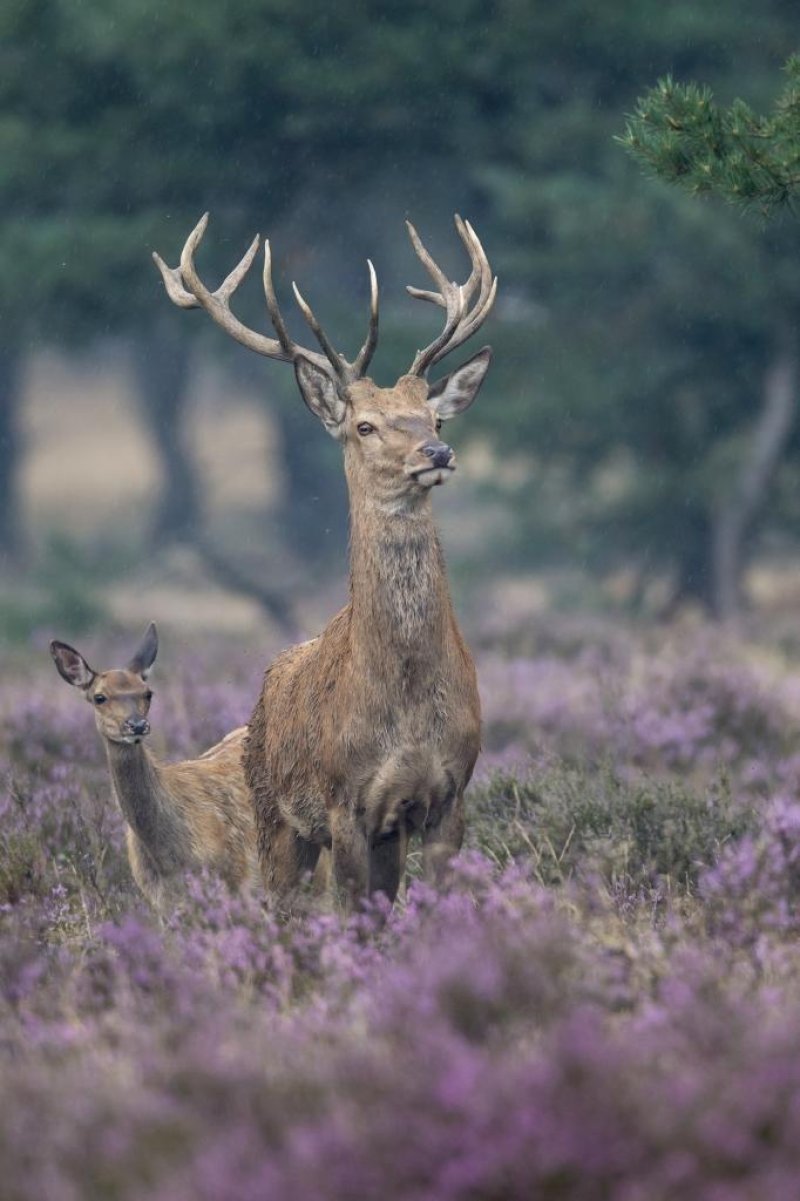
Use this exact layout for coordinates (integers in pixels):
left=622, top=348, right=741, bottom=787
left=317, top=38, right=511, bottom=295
left=330, top=805, right=369, bottom=912
left=422, top=790, right=465, bottom=884
left=370, top=825, right=409, bottom=904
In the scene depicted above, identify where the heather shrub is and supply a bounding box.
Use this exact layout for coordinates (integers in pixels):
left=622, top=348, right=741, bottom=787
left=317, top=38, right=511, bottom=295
left=1, top=692, right=99, bottom=773
left=3, top=622, right=800, bottom=1198
left=3, top=860, right=800, bottom=1200
left=0, top=753, right=131, bottom=911
left=701, top=797, right=800, bottom=947
left=469, top=764, right=753, bottom=893
left=622, top=647, right=795, bottom=774
left=478, top=628, right=800, bottom=796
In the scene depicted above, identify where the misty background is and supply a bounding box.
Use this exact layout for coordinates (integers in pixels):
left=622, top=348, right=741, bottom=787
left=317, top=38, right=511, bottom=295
left=2, top=0, right=799, bottom=649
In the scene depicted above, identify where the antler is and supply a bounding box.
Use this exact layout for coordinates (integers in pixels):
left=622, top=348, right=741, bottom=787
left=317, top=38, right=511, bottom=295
left=153, top=213, right=380, bottom=384
left=405, top=215, right=497, bottom=377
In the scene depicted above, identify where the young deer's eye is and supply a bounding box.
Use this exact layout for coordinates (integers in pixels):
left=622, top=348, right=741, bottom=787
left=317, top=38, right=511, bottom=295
left=435, top=419, right=443, bottom=432
left=357, top=422, right=375, bottom=436
left=93, top=694, right=107, bottom=706
left=144, top=690, right=153, bottom=702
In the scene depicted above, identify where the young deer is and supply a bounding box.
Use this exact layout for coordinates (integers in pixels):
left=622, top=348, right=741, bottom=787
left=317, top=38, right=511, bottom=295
left=50, top=624, right=259, bottom=910
left=154, top=213, right=495, bottom=908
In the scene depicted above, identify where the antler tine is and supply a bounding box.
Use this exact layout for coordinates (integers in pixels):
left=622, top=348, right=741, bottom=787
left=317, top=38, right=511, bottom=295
left=152, top=251, right=201, bottom=309
left=292, top=282, right=348, bottom=381
left=406, top=219, right=488, bottom=310
left=217, top=233, right=261, bottom=301
left=405, top=214, right=496, bottom=377
left=410, top=286, right=467, bottom=377
left=464, top=220, right=495, bottom=320
left=406, top=285, right=445, bottom=306
left=290, top=258, right=380, bottom=381
left=454, top=215, right=485, bottom=306
left=262, top=240, right=295, bottom=359
left=353, top=259, right=380, bottom=377
left=429, top=276, right=498, bottom=369
left=154, top=214, right=340, bottom=373
left=155, top=213, right=292, bottom=360
left=405, top=220, right=451, bottom=293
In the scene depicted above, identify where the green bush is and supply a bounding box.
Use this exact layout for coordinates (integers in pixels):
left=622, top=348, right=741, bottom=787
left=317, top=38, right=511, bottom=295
left=468, top=764, right=755, bottom=894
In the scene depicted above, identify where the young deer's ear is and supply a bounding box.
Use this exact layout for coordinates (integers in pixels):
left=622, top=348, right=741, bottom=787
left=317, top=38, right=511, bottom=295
left=50, top=641, right=96, bottom=689
left=427, top=346, right=492, bottom=421
left=128, top=621, right=158, bottom=679
left=294, top=354, right=347, bottom=440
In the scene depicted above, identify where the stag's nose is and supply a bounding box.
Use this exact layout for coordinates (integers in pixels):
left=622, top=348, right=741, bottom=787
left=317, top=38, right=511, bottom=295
left=127, top=718, right=150, bottom=738
left=421, top=441, right=453, bottom=469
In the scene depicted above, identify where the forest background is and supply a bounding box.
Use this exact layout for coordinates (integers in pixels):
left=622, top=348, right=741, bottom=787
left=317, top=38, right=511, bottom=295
left=2, top=0, right=799, bottom=641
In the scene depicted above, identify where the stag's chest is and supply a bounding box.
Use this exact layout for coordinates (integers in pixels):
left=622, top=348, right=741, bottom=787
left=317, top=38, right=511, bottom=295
left=348, top=647, right=479, bottom=757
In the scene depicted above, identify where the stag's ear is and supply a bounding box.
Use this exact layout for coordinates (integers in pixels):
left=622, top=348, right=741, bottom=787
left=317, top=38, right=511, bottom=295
left=294, top=355, right=347, bottom=440
left=427, top=346, right=492, bottom=421
left=50, top=641, right=96, bottom=689
left=128, top=621, right=158, bottom=679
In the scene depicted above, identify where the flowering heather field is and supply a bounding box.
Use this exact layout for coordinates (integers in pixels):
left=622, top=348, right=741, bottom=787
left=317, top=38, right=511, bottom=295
left=5, top=617, right=800, bottom=1199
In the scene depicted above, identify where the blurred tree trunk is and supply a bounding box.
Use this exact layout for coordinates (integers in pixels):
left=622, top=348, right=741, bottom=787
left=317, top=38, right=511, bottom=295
left=665, top=512, right=715, bottom=616
left=131, top=339, right=296, bottom=629
left=712, top=332, right=797, bottom=620
left=272, top=394, right=349, bottom=565
left=131, top=321, right=200, bottom=546
left=0, top=347, right=23, bottom=559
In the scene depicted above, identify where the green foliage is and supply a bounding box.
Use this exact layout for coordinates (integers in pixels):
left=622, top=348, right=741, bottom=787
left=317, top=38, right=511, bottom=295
left=621, top=58, right=800, bottom=217
left=4, top=2, right=800, bottom=597
left=468, top=765, right=754, bottom=894
left=468, top=8, right=800, bottom=603
left=0, top=535, right=113, bottom=645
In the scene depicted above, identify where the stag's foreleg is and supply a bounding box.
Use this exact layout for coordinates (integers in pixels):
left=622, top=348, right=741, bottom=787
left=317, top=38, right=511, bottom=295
left=370, top=825, right=409, bottom=904
left=260, top=814, right=322, bottom=908
left=329, top=804, right=370, bottom=912
left=422, top=788, right=465, bottom=884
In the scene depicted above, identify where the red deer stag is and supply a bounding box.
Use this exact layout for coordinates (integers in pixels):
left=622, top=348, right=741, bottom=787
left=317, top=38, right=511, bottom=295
left=153, top=214, right=496, bottom=908
left=50, top=624, right=259, bottom=910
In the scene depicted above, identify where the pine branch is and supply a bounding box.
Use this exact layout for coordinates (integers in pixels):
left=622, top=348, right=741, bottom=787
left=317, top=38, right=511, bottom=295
left=618, top=58, right=800, bottom=218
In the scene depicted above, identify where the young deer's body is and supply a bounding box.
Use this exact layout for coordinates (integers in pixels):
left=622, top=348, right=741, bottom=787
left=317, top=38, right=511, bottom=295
left=155, top=213, right=496, bottom=907
left=51, top=625, right=259, bottom=910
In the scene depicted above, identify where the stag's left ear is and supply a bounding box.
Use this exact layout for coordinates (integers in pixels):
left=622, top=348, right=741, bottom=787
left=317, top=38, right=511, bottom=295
left=128, top=621, right=158, bottom=679
left=427, top=347, right=492, bottom=421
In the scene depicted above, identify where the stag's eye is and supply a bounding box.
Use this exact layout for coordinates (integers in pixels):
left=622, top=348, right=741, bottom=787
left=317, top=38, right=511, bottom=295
left=435, top=419, right=443, bottom=432
left=93, top=694, right=107, bottom=706
left=144, top=690, right=153, bottom=703
left=357, top=422, right=375, bottom=436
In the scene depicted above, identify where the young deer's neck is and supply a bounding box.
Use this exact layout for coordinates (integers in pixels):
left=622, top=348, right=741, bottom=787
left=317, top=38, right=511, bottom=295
left=103, top=739, right=181, bottom=853
left=347, top=489, right=453, bottom=659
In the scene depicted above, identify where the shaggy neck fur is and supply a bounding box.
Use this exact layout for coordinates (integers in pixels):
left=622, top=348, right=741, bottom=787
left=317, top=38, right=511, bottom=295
left=347, top=487, right=452, bottom=673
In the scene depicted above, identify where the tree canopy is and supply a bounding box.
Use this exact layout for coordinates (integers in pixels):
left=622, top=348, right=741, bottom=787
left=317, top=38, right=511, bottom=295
left=2, top=1, right=800, bottom=613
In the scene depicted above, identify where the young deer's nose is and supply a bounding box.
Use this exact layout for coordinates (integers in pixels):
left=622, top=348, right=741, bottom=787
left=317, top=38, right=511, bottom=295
left=127, top=718, right=150, bottom=738
left=421, top=441, right=453, bottom=469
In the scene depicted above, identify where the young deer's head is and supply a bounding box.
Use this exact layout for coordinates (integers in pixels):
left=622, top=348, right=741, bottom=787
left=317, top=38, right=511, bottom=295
left=154, top=215, right=495, bottom=508
left=50, top=623, right=158, bottom=745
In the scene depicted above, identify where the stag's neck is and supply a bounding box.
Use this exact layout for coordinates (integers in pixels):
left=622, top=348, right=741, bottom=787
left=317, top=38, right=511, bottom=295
left=347, top=493, right=454, bottom=662
left=104, top=740, right=180, bottom=852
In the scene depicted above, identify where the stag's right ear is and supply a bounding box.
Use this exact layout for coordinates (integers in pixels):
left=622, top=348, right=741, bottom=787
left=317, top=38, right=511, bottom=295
left=128, top=621, right=158, bottom=679
left=50, top=641, right=96, bottom=689
left=294, top=355, right=346, bottom=440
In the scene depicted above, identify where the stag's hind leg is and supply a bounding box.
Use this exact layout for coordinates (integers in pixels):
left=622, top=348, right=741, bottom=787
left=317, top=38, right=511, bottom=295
left=259, top=814, right=322, bottom=908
